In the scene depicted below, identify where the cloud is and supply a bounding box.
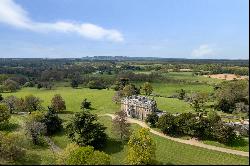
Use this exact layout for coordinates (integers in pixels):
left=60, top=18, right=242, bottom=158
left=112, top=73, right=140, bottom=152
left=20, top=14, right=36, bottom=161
left=0, top=0, right=124, bottom=42
left=191, top=44, right=215, bottom=58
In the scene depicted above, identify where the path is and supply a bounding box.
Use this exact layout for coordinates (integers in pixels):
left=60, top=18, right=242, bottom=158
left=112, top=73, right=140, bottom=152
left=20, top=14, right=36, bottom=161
left=102, top=113, right=249, bottom=157
left=44, top=136, right=61, bottom=153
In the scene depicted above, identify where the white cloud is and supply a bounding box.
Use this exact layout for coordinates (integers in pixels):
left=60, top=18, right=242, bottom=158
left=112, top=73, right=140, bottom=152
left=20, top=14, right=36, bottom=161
left=191, top=44, right=215, bottom=58
left=0, top=0, right=124, bottom=42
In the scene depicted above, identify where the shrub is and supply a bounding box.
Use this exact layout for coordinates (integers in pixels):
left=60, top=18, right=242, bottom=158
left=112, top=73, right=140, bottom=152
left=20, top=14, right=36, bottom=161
left=0, top=104, right=10, bottom=123
left=41, top=107, right=63, bottom=135
left=0, top=132, right=26, bottom=161
left=80, top=98, right=91, bottom=110
left=145, top=112, right=159, bottom=128
left=66, top=146, right=111, bottom=165
left=25, top=121, right=47, bottom=145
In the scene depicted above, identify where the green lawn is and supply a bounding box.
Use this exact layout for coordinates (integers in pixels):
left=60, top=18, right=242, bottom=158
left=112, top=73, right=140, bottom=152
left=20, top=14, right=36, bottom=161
left=98, top=116, right=249, bottom=165
left=2, top=87, right=120, bottom=115
left=1, top=87, right=249, bottom=165
left=154, top=97, right=193, bottom=113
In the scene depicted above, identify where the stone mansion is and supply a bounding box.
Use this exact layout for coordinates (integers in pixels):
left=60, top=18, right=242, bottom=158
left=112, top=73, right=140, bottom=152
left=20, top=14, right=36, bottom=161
left=121, top=95, right=157, bottom=120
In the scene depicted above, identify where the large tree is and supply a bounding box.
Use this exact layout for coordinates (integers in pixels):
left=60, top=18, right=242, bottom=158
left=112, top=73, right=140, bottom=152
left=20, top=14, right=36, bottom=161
left=142, top=82, right=153, bottom=96
left=112, top=110, right=131, bottom=140
left=66, top=111, right=107, bottom=149
left=189, top=93, right=208, bottom=113
left=215, top=80, right=249, bottom=113
left=127, top=128, right=156, bottom=165
left=23, top=95, right=43, bottom=113
left=51, top=94, right=66, bottom=113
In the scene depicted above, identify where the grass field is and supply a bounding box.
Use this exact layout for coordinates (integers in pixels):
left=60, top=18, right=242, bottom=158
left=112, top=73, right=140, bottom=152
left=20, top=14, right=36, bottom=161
left=99, top=116, right=248, bottom=165
left=1, top=87, right=249, bottom=165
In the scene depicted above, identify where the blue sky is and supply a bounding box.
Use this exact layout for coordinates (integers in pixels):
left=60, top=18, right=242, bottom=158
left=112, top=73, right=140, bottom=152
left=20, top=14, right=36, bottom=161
left=0, top=0, right=248, bottom=59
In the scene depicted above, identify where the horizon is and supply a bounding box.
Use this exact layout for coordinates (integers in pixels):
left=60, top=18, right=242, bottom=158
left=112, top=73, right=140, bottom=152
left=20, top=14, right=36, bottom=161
left=0, top=0, right=249, bottom=59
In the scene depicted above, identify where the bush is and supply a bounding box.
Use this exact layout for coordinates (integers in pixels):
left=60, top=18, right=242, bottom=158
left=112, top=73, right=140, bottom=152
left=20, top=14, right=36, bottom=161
left=145, top=112, right=159, bottom=127
left=80, top=98, right=91, bottom=110
left=157, top=113, right=176, bottom=135
left=57, top=143, right=79, bottom=164
left=212, top=123, right=238, bottom=144
left=66, top=146, right=111, bottom=165
left=0, top=132, right=26, bottom=161
left=0, top=104, right=10, bottom=123
left=25, top=121, right=47, bottom=145
left=41, top=107, right=63, bottom=135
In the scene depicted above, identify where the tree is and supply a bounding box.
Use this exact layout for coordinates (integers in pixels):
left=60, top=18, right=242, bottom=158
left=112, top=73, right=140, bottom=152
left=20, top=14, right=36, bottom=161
left=0, top=104, right=10, bottom=123
left=23, top=95, right=43, bottom=113
left=66, top=146, right=111, bottom=165
left=0, top=94, right=3, bottom=101
left=177, top=89, right=186, bottom=100
left=189, top=93, right=208, bottom=113
left=25, top=121, right=46, bottom=145
left=127, top=128, right=156, bottom=165
left=41, top=107, right=63, bottom=135
left=112, top=111, right=131, bottom=140
left=71, top=79, right=78, bottom=88
left=212, top=123, right=238, bottom=144
left=215, top=80, right=248, bottom=113
left=66, top=111, right=107, bottom=149
left=142, top=82, right=153, bottom=96
left=51, top=94, right=66, bottom=113
left=157, top=113, right=176, bottom=135
left=3, top=79, right=19, bottom=92
left=207, top=110, right=221, bottom=124
left=3, top=96, right=20, bottom=113
left=145, top=112, right=159, bottom=127
left=122, top=84, right=138, bottom=97
left=0, top=132, right=25, bottom=161
left=57, top=143, right=79, bottom=164
left=80, top=98, right=91, bottom=110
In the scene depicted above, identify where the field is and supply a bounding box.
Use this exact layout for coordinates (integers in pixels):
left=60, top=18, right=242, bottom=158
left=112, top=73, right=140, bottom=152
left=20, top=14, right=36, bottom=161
left=1, top=85, right=249, bottom=165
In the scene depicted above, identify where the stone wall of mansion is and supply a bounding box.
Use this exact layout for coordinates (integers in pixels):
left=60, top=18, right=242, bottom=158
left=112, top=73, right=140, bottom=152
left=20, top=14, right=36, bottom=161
left=121, top=95, right=157, bottom=120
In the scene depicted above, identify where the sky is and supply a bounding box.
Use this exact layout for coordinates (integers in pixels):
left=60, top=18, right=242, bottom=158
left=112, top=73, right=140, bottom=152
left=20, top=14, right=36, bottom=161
left=0, top=0, right=248, bottom=59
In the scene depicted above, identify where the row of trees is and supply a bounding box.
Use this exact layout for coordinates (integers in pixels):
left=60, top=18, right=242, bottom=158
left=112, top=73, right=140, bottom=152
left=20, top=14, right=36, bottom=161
left=146, top=111, right=239, bottom=145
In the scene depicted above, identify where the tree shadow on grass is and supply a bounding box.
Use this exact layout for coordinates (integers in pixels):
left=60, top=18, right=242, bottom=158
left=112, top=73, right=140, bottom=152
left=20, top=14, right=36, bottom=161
left=0, top=122, right=20, bottom=132
left=102, top=138, right=125, bottom=155
left=228, top=137, right=248, bottom=147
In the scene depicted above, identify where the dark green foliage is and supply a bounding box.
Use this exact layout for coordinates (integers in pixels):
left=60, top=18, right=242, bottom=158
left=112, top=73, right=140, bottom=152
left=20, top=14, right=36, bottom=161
left=177, top=89, right=186, bottom=100
left=157, top=112, right=237, bottom=144
left=145, top=112, right=159, bottom=127
left=41, top=107, right=63, bottom=136
left=0, top=94, right=3, bottom=101
left=80, top=98, right=91, bottom=110
left=215, top=80, right=249, bottom=113
left=157, top=113, right=176, bottom=135
left=71, top=79, right=78, bottom=88
left=66, top=111, right=107, bottom=149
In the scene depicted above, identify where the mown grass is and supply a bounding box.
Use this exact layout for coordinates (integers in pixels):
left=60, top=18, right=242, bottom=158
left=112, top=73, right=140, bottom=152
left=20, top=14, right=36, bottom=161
left=1, top=87, right=249, bottom=165
left=3, top=87, right=120, bottom=115
left=98, top=116, right=249, bottom=165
